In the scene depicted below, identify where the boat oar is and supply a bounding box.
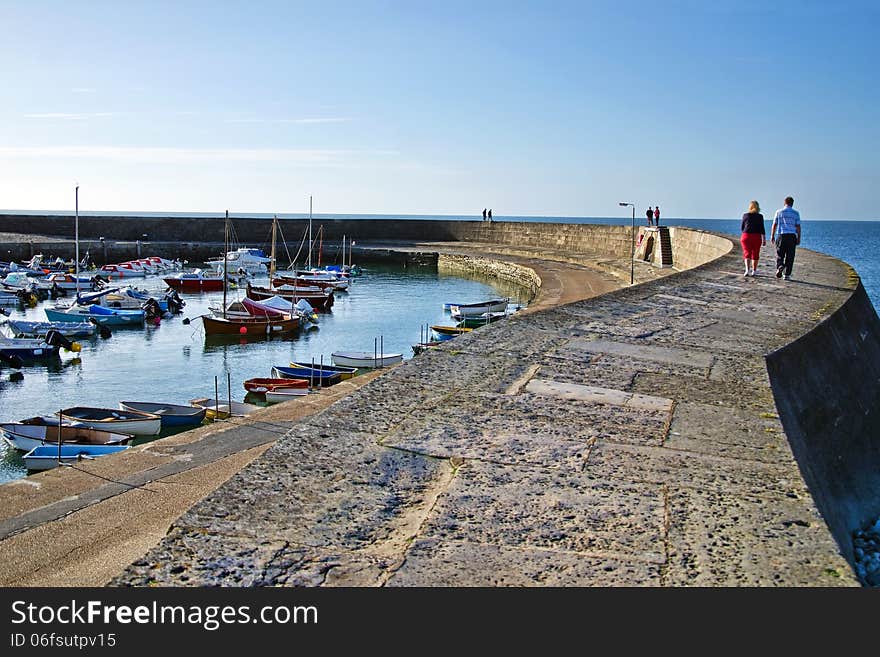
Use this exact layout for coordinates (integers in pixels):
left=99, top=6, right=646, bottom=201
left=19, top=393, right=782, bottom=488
left=182, top=313, right=210, bottom=325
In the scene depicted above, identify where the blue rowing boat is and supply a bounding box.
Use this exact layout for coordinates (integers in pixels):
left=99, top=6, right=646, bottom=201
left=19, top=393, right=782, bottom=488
left=45, top=303, right=145, bottom=326
left=23, top=443, right=130, bottom=471
left=118, top=401, right=207, bottom=428
left=271, top=365, right=342, bottom=387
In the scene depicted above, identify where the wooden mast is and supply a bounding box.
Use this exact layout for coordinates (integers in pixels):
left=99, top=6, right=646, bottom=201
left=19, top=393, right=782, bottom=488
left=222, top=210, right=229, bottom=317
left=270, top=214, right=277, bottom=279
left=74, top=185, right=80, bottom=297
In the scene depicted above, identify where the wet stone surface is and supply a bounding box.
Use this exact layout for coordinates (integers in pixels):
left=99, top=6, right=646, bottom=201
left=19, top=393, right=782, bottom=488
left=115, top=247, right=860, bottom=587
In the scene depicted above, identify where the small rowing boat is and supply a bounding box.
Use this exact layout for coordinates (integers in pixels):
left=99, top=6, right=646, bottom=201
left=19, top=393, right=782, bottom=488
left=330, top=351, right=403, bottom=368
left=243, top=377, right=310, bottom=393
left=118, top=401, right=207, bottom=428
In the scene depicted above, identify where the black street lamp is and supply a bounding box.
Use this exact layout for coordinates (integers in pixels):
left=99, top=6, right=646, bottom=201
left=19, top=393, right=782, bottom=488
left=619, top=202, right=635, bottom=285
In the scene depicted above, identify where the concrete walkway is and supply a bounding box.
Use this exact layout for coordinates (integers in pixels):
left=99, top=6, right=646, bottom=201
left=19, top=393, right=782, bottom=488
left=114, top=243, right=860, bottom=586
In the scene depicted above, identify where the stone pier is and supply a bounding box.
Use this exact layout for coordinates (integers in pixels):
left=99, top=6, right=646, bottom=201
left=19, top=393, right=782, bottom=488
left=112, top=238, right=867, bottom=586
left=0, top=219, right=875, bottom=587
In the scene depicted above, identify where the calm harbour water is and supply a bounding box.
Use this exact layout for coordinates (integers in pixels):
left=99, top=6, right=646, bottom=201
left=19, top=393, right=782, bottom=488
left=0, top=264, right=529, bottom=483
left=1, top=215, right=877, bottom=483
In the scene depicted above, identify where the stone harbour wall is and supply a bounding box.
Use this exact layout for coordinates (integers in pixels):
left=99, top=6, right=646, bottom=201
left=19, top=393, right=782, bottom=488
left=438, top=254, right=541, bottom=300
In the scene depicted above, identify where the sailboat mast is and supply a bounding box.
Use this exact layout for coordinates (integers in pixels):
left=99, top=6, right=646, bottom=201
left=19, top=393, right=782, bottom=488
left=74, top=185, right=80, bottom=296
left=270, top=214, right=277, bottom=279
left=308, top=195, right=313, bottom=270
left=223, top=210, right=229, bottom=316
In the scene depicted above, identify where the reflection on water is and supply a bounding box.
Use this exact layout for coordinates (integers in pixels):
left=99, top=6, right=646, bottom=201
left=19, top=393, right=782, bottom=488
left=0, top=262, right=530, bottom=483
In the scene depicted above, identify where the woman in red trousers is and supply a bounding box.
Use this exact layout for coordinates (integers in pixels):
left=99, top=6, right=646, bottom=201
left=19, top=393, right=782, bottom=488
left=740, top=200, right=766, bottom=276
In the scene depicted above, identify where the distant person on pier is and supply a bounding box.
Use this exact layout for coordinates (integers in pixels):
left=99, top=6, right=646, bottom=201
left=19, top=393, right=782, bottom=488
left=646, top=207, right=654, bottom=226
left=770, top=196, right=801, bottom=280
left=483, top=208, right=487, bottom=221
left=654, top=205, right=660, bottom=226
left=488, top=209, right=493, bottom=222
left=740, top=200, right=766, bottom=277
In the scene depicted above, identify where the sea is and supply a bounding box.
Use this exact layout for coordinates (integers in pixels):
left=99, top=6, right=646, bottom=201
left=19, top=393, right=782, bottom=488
left=1, top=213, right=877, bottom=484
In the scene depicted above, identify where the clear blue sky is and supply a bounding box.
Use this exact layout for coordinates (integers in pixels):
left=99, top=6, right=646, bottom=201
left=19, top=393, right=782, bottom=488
left=1, top=1, right=877, bottom=219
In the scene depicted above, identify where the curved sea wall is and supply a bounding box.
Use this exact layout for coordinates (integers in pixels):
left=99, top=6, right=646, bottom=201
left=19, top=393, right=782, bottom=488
left=438, top=254, right=542, bottom=299
left=766, top=280, right=880, bottom=567
left=0, top=214, right=730, bottom=272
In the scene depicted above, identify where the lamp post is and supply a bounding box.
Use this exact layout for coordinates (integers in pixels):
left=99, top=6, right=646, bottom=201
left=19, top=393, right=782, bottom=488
left=618, top=202, right=635, bottom=285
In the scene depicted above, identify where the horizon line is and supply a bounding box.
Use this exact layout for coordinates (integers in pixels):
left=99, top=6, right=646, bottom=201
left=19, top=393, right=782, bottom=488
left=0, top=209, right=877, bottom=222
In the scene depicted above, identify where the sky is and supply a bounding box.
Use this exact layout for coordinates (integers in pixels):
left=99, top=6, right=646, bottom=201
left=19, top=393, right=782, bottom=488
left=0, top=0, right=877, bottom=219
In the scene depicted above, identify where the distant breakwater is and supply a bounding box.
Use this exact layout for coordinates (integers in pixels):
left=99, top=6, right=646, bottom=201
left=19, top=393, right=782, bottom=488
left=0, top=214, right=731, bottom=272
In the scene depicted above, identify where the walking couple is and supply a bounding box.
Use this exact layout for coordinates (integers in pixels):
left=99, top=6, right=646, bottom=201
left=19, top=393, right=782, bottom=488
left=740, top=196, right=801, bottom=280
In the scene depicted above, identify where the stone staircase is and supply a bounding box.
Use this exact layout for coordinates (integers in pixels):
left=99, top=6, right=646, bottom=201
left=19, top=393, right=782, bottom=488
left=657, top=226, right=673, bottom=267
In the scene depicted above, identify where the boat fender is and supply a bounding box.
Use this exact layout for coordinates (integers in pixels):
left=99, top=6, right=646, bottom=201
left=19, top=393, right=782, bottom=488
left=0, top=352, right=23, bottom=369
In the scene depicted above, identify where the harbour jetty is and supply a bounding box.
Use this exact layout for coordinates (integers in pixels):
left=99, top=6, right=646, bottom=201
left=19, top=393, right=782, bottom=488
left=0, top=216, right=876, bottom=586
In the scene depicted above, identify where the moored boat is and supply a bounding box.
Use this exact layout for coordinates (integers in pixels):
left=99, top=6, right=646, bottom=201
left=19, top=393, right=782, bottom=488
left=163, top=269, right=226, bottom=292
left=189, top=398, right=261, bottom=420
left=0, top=335, right=62, bottom=361
left=1, top=422, right=134, bottom=452
left=45, top=303, right=145, bottom=326
left=289, top=360, right=357, bottom=380
left=4, top=319, right=97, bottom=338
left=330, top=351, right=403, bottom=368
left=246, top=283, right=334, bottom=311
left=448, top=298, right=509, bottom=318
left=431, top=325, right=473, bottom=340
left=201, top=313, right=299, bottom=336
left=23, top=443, right=130, bottom=471
left=118, top=401, right=207, bottom=428
left=456, top=311, right=509, bottom=328
left=265, top=388, right=310, bottom=403
left=60, top=406, right=162, bottom=436
left=243, top=377, right=310, bottom=393
left=271, top=365, right=341, bottom=387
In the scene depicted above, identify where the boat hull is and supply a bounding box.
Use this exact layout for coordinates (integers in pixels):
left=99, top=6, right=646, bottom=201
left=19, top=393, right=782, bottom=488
left=23, top=444, right=130, bottom=471
left=60, top=407, right=161, bottom=436
left=449, top=299, right=509, bottom=317
left=6, top=320, right=97, bottom=338
left=289, top=361, right=357, bottom=380
left=265, top=389, right=309, bottom=403
left=243, top=377, right=310, bottom=393
left=201, top=314, right=299, bottom=336
left=189, top=398, right=261, bottom=420
left=1, top=423, right=133, bottom=452
left=272, top=365, right=341, bottom=386
left=163, top=276, right=224, bottom=292
left=331, top=351, right=403, bottom=368
left=246, top=284, right=334, bottom=311
left=45, top=306, right=144, bottom=326
left=118, top=401, right=207, bottom=428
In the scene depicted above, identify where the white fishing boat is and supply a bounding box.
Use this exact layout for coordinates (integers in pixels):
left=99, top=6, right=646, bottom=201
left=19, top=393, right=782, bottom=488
left=264, top=388, right=310, bottom=403
left=331, top=351, right=403, bottom=368
left=208, top=247, right=273, bottom=275
left=448, top=298, right=509, bottom=318
left=60, top=406, right=162, bottom=436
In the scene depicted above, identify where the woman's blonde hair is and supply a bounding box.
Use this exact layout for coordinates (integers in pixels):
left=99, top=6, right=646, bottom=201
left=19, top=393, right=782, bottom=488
left=748, top=200, right=761, bottom=214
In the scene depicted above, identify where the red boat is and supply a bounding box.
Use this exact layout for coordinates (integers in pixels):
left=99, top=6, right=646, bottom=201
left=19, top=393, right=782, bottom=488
left=243, top=377, right=310, bottom=393
left=201, top=313, right=299, bottom=336
left=164, top=270, right=225, bottom=292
